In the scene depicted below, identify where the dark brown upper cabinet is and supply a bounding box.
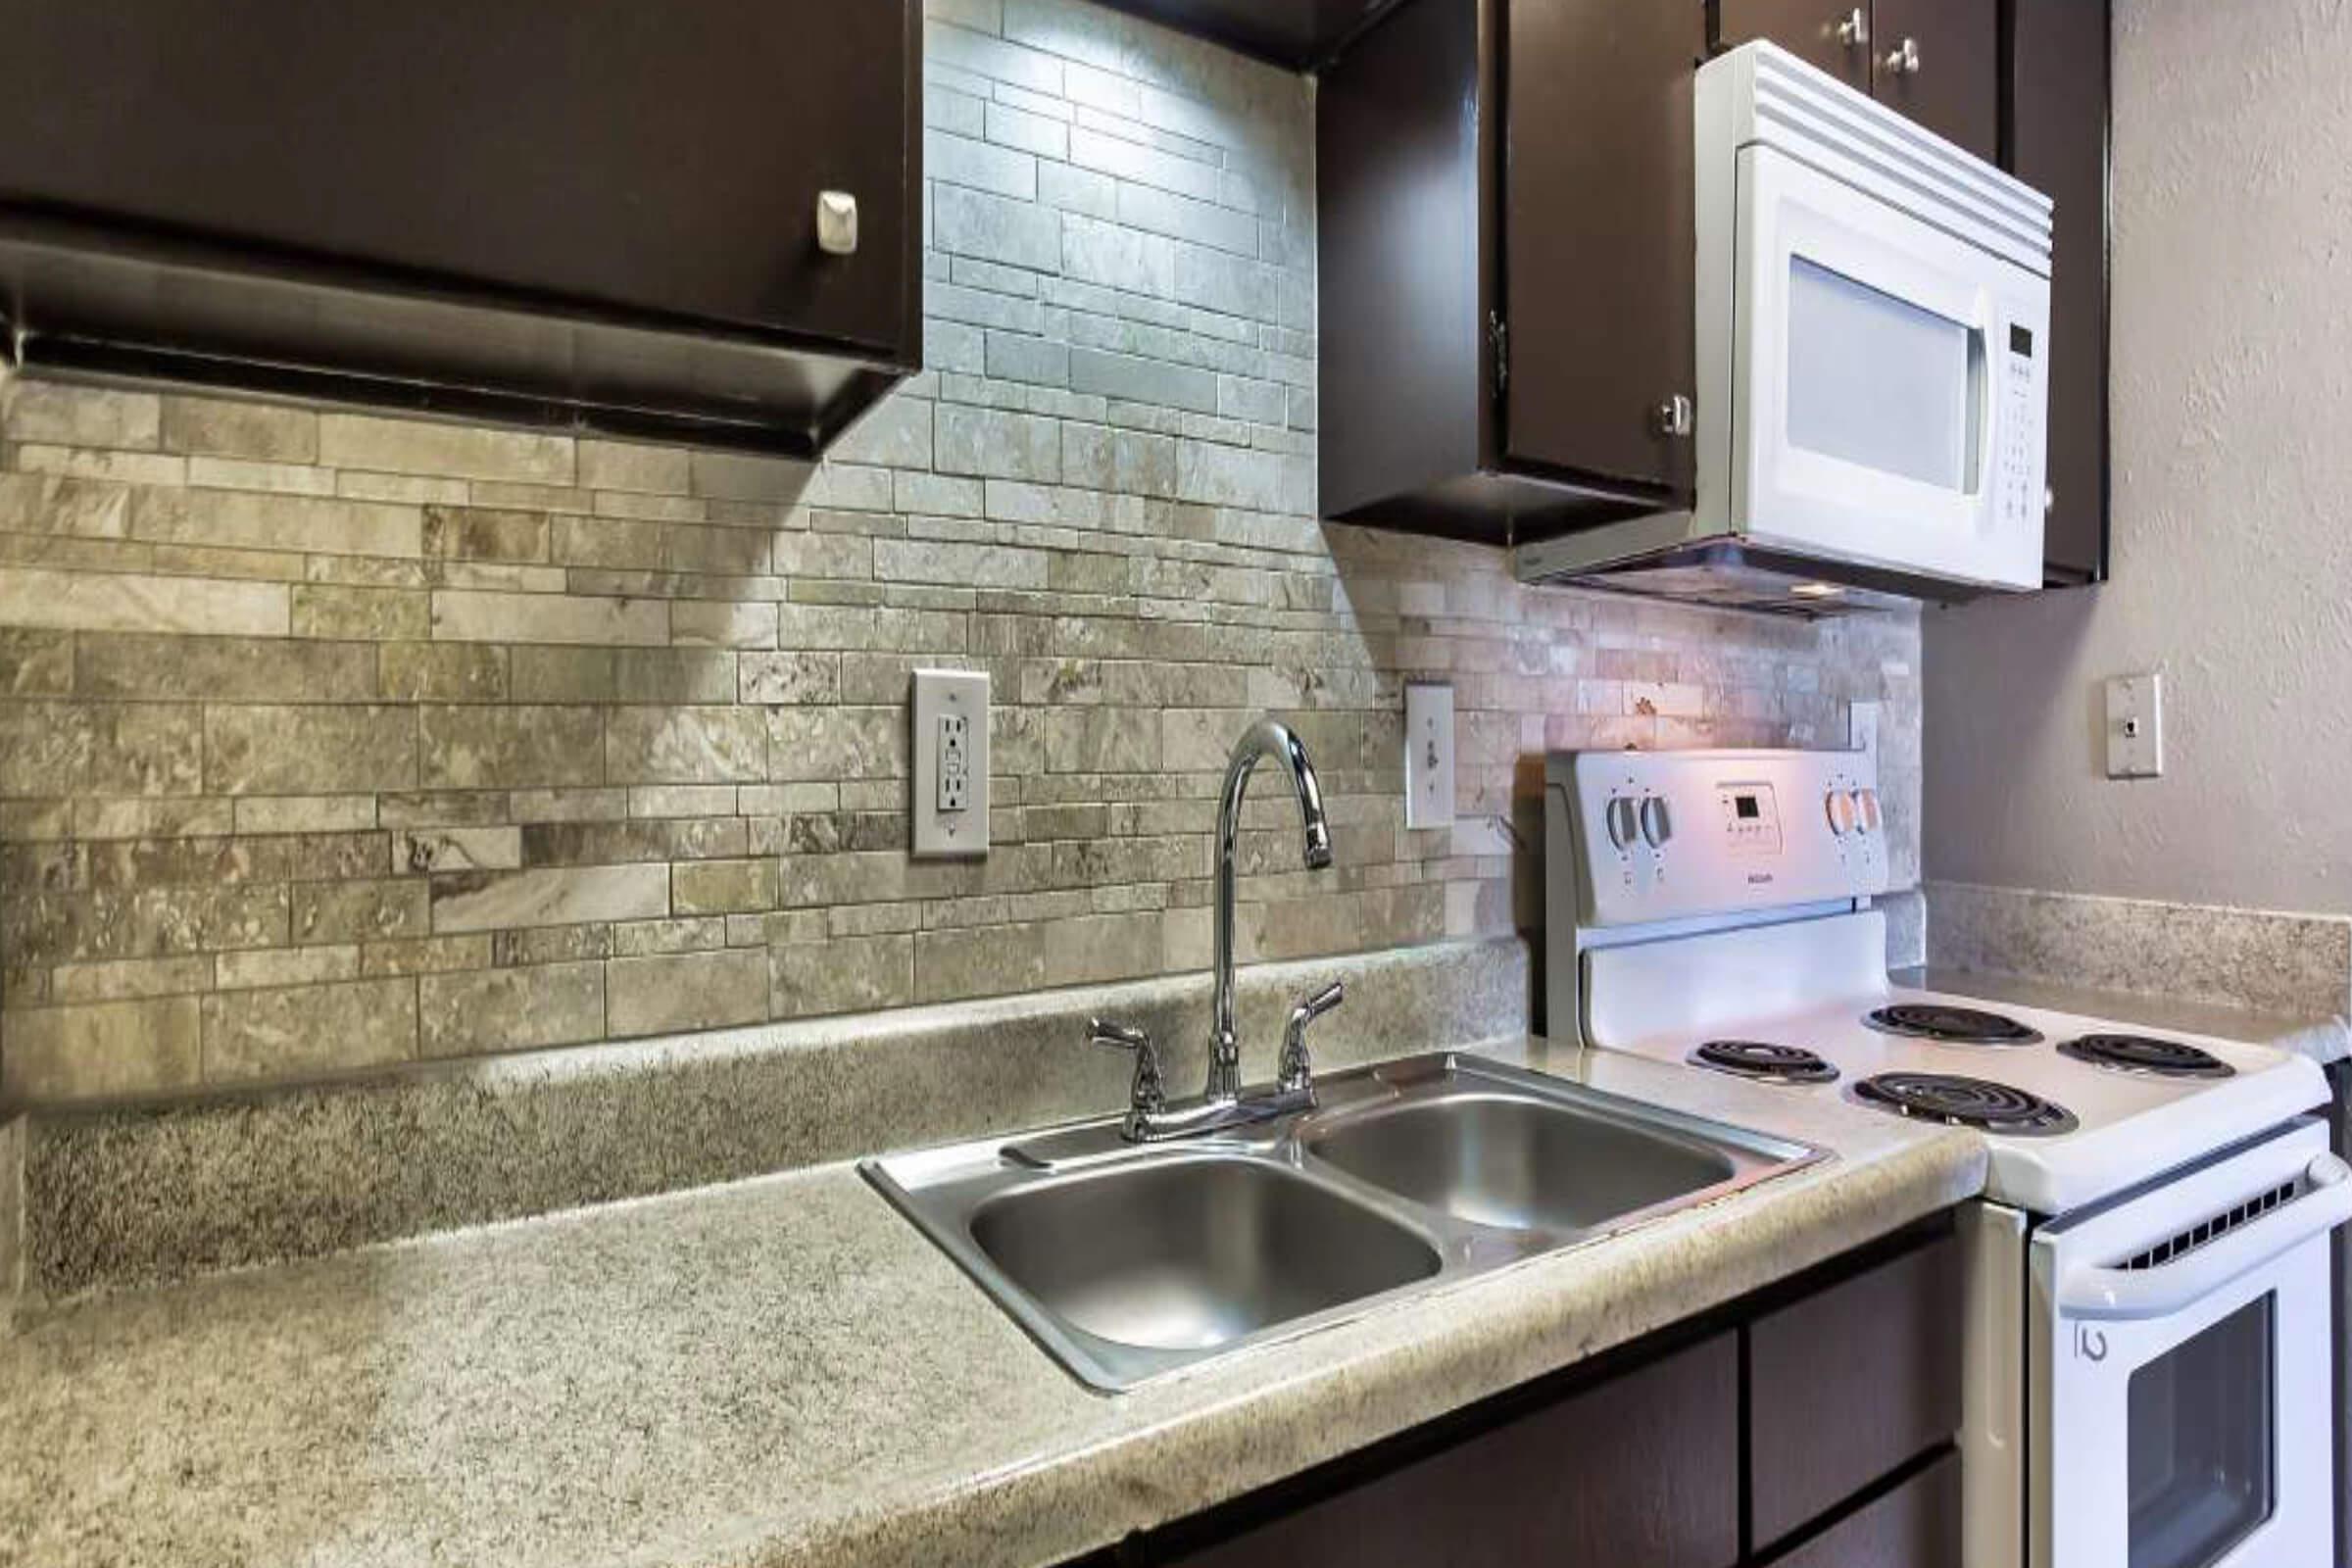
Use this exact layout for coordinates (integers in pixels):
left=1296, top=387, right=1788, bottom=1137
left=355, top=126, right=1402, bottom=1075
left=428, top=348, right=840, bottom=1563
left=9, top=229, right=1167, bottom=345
left=1870, top=0, right=1999, bottom=162
left=2009, top=0, right=2112, bottom=585
left=1318, top=0, right=1703, bottom=546
left=1712, top=1, right=1998, bottom=164
left=0, top=0, right=922, bottom=457
left=1716, top=0, right=1874, bottom=91
left=1092, top=0, right=1403, bottom=72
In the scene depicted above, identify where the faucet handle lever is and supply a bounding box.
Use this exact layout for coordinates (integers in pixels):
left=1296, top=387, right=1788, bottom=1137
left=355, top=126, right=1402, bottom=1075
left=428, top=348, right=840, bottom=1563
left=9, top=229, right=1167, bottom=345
left=1278, top=981, right=1344, bottom=1095
left=1089, top=1017, right=1166, bottom=1120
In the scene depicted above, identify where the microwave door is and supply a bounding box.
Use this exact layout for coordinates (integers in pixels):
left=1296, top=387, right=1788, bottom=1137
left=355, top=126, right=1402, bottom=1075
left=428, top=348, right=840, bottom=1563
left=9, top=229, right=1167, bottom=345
left=1733, top=144, right=2047, bottom=589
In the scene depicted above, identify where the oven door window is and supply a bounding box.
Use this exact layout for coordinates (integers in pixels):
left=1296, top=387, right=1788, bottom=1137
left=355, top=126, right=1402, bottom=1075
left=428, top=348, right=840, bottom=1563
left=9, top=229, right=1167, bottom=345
left=2127, top=1295, right=2277, bottom=1568
left=1785, top=255, right=1983, bottom=491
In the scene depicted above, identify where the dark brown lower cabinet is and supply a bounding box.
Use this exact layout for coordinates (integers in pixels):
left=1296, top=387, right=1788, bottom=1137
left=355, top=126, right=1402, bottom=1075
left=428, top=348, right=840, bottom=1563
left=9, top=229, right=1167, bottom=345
left=1749, top=1229, right=1963, bottom=1546
left=1167, top=1333, right=1739, bottom=1568
left=1762, top=1454, right=1962, bottom=1568
left=1102, top=1222, right=1961, bottom=1568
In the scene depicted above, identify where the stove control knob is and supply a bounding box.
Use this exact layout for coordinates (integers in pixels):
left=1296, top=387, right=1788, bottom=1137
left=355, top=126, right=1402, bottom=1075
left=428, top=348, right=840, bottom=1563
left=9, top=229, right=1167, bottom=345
left=1640, top=796, right=1672, bottom=848
left=2310, top=1153, right=2351, bottom=1189
left=1605, top=796, right=1640, bottom=850
left=1855, top=789, right=1883, bottom=836
left=1825, top=790, right=1856, bottom=837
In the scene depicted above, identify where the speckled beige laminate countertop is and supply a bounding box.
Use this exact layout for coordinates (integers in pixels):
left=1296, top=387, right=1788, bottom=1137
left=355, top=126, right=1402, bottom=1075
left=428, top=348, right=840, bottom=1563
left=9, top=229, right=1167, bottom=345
left=0, top=1039, right=1986, bottom=1568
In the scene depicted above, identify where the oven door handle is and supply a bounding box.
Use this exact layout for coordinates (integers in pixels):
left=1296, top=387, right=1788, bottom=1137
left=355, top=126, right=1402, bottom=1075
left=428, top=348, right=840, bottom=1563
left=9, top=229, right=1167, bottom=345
left=2059, top=1159, right=2352, bottom=1322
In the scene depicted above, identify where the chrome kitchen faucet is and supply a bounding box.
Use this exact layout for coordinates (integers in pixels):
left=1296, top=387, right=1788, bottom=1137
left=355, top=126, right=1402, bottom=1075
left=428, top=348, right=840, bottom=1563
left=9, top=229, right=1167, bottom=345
left=1089, top=717, right=1343, bottom=1142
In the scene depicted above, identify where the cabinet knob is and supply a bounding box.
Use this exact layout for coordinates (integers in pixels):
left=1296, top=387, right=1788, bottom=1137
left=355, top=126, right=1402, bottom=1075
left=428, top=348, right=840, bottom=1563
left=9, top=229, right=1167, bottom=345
left=1654, top=394, right=1693, bottom=438
left=1834, top=7, right=1868, bottom=47
left=816, top=190, right=859, bottom=256
left=2044, top=486, right=2057, bottom=516
left=1884, top=37, right=1921, bottom=74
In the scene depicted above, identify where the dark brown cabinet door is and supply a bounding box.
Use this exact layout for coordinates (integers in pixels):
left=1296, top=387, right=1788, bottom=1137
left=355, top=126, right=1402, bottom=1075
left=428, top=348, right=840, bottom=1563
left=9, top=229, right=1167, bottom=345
left=1716, top=0, right=1873, bottom=90
left=1748, top=1233, right=1963, bottom=1548
left=0, top=0, right=919, bottom=360
left=1761, top=1453, right=1962, bottom=1568
left=1167, top=1334, right=1740, bottom=1568
left=1502, top=0, right=1703, bottom=496
left=2010, top=0, right=2110, bottom=584
left=1868, top=0, right=1998, bottom=161
left=1093, top=0, right=1396, bottom=70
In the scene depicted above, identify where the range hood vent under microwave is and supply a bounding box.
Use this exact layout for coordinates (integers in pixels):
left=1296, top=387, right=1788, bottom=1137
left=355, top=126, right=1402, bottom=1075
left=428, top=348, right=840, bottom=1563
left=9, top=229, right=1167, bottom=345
left=1516, top=43, right=2055, bottom=617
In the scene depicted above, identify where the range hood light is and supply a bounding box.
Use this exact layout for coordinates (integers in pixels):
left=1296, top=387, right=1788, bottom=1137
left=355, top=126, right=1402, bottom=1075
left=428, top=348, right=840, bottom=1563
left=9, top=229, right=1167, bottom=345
left=1789, top=581, right=1846, bottom=600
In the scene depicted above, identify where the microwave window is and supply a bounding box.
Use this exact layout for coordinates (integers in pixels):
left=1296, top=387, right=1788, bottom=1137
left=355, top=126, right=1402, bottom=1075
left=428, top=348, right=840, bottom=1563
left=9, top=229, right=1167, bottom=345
left=1785, top=256, right=1976, bottom=490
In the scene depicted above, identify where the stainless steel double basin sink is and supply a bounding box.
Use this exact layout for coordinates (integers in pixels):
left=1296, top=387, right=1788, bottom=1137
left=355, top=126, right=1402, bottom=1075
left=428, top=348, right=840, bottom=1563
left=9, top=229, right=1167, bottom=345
left=862, top=1052, right=1822, bottom=1391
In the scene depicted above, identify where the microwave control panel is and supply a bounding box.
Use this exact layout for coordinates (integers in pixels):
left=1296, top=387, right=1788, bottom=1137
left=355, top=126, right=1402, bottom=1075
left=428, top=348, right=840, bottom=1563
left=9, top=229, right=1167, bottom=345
left=1553, top=749, right=1892, bottom=927
left=1998, top=319, right=2045, bottom=528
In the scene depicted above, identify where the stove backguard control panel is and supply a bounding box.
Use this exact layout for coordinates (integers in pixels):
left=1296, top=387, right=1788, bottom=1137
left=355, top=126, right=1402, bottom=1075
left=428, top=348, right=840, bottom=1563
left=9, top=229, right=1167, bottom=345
left=1550, top=749, right=1891, bottom=927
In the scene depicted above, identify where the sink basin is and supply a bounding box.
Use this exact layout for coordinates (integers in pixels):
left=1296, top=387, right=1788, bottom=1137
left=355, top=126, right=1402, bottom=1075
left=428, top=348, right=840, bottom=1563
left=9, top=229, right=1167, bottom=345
left=1306, top=1091, right=1740, bottom=1234
left=863, top=1051, right=1822, bottom=1391
left=969, top=1155, right=1440, bottom=1351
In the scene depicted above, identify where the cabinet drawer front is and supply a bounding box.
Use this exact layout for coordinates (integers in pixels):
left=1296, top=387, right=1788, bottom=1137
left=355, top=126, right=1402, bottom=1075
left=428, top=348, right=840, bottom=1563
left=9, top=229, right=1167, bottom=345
left=1762, top=1452, right=1961, bottom=1568
left=1171, top=1333, right=1740, bottom=1568
left=1748, top=1232, right=1962, bottom=1546
left=0, top=0, right=916, bottom=357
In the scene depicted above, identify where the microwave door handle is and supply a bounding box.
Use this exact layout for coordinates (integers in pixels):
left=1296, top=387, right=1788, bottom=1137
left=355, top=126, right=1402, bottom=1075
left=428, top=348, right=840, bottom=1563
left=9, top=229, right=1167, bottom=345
left=1974, top=320, right=1997, bottom=502
left=2058, top=1160, right=2352, bottom=1322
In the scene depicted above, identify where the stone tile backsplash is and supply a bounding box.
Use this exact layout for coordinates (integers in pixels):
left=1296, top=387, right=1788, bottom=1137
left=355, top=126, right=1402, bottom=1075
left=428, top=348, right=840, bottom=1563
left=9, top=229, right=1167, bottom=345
left=0, top=0, right=1922, bottom=1104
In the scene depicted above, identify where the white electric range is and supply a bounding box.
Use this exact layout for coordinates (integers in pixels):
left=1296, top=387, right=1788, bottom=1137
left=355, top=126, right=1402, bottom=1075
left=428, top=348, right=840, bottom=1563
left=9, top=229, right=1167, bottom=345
left=1544, top=748, right=2347, bottom=1568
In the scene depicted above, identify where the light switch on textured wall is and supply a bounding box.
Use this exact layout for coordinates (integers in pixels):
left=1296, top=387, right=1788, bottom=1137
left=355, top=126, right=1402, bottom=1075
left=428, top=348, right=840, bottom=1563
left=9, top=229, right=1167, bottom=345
left=1404, top=683, right=1456, bottom=829
left=2105, top=673, right=2165, bottom=779
left=912, top=669, right=989, bottom=858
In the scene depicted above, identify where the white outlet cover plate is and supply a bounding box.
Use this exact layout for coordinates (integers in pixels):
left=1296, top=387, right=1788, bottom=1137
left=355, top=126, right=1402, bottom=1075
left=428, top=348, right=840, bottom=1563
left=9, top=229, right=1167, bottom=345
left=1404, top=682, right=1456, bottom=830
left=2105, top=672, right=2164, bottom=779
left=912, top=668, right=989, bottom=858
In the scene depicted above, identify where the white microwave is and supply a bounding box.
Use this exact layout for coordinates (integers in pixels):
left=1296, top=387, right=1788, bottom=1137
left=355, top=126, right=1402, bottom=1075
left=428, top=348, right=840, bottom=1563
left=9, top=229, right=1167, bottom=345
left=1516, top=42, right=2055, bottom=614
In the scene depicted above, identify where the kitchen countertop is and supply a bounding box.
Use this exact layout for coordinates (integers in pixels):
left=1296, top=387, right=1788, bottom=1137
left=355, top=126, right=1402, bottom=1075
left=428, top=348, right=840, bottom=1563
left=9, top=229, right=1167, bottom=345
left=0, top=1037, right=1986, bottom=1568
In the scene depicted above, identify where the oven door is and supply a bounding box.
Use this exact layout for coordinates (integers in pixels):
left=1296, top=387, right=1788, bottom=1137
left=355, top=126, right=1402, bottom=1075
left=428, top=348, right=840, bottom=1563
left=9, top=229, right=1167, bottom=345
left=2031, top=1120, right=2352, bottom=1568
left=1732, top=142, right=2049, bottom=589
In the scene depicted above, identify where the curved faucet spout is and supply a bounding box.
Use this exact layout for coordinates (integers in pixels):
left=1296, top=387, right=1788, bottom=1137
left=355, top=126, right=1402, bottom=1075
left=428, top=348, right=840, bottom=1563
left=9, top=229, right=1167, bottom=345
left=1211, top=718, right=1331, bottom=1099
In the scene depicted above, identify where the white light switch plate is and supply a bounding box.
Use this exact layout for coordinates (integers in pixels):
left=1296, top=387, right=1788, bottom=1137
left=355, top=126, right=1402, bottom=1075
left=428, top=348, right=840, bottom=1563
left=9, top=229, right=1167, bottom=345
left=1404, top=682, right=1456, bottom=830
left=912, top=669, right=989, bottom=858
left=1848, top=700, right=1881, bottom=760
left=2105, top=673, right=2164, bottom=779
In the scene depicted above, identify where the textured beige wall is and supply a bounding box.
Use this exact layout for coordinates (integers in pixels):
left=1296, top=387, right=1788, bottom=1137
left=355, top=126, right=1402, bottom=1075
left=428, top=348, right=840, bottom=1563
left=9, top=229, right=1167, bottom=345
left=0, top=0, right=1922, bottom=1105
left=1924, top=0, right=2352, bottom=914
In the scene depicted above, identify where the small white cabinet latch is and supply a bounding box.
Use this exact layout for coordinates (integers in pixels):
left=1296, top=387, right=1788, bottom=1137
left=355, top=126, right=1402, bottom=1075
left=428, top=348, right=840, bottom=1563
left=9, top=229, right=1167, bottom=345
left=815, top=190, right=858, bottom=256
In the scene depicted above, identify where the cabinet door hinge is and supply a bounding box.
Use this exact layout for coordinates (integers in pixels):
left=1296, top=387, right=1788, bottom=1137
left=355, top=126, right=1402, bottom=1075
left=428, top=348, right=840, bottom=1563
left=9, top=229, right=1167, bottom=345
left=1488, top=312, right=1508, bottom=398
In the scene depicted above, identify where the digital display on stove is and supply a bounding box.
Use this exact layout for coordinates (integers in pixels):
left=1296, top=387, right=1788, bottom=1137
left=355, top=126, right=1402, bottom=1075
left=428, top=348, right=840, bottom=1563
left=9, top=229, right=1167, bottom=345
left=1735, top=796, right=1761, bottom=820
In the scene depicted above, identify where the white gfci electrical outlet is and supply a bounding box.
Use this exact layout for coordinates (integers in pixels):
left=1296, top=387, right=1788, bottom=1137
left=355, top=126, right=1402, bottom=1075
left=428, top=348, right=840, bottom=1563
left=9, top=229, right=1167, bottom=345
left=1404, top=682, right=1456, bottom=830
left=912, top=669, right=989, bottom=858
left=2105, top=673, right=2165, bottom=779
left=938, top=713, right=970, bottom=811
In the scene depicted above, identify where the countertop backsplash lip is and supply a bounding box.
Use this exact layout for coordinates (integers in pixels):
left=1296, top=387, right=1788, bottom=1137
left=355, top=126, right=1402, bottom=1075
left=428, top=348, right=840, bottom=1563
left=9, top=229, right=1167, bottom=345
left=1923, top=878, right=2352, bottom=1025
left=14, top=934, right=1530, bottom=1312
